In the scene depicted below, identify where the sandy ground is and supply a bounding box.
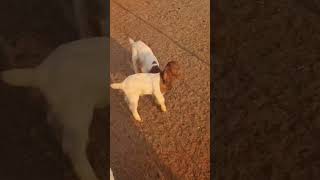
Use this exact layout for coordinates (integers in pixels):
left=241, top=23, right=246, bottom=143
left=0, top=0, right=210, bottom=180
left=110, top=0, right=210, bottom=179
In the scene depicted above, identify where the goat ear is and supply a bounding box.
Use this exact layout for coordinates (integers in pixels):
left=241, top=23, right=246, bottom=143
left=163, top=70, right=168, bottom=81
left=163, top=64, right=171, bottom=81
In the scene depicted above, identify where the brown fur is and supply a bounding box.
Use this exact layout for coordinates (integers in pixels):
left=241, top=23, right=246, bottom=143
left=160, top=61, right=180, bottom=94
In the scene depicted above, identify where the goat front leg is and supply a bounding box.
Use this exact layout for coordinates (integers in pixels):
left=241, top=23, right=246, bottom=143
left=131, top=47, right=140, bottom=73
left=154, top=92, right=167, bottom=112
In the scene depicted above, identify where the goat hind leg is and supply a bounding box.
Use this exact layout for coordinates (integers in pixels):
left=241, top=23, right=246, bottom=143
left=63, top=131, right=98, bottom=180
left=60, top=105, right=98, bottom=180
left=128, top=95, right=141, bottom=121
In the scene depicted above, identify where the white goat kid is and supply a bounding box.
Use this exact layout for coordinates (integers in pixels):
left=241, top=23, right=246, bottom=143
left=128, top=38, right=161, bottom=74
left=110, top=61, right=180, bottom=122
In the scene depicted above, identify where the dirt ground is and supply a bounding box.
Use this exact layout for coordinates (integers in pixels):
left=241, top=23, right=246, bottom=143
left=110, top=0, right=210, bottom=180
left=213, top=0, right=320, bottom=179
left=0, top=0, right=210, bottom=180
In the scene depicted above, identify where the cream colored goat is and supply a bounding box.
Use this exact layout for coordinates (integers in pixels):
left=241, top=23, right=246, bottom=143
left=1, top=37, right=108, bottom=180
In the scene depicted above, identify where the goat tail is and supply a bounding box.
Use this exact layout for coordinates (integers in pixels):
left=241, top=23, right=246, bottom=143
left=1, top=68, right=37, bottom=87
left=128, top=37, right=135, bottom=45
left=110, top=82, right=123, bottom=90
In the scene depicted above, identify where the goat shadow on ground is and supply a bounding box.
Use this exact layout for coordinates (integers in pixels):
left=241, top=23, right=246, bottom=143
left=110, top=38, right=178, bottom=180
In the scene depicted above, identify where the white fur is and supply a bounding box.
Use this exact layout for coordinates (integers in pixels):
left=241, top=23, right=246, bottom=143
left=110, top=73, right=166, bottom=121
left=1, top=37, right=108, bottom=180
left=128, top=38, right=160, bottom=73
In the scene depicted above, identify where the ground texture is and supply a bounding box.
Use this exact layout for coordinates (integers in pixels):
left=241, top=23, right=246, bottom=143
left=110, top=0, right=210, bottom=179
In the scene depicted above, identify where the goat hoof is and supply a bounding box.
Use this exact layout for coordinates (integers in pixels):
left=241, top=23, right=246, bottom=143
left=133, top=115, right=142, bottom=122
left=161, top=107, right=167, bottom=112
